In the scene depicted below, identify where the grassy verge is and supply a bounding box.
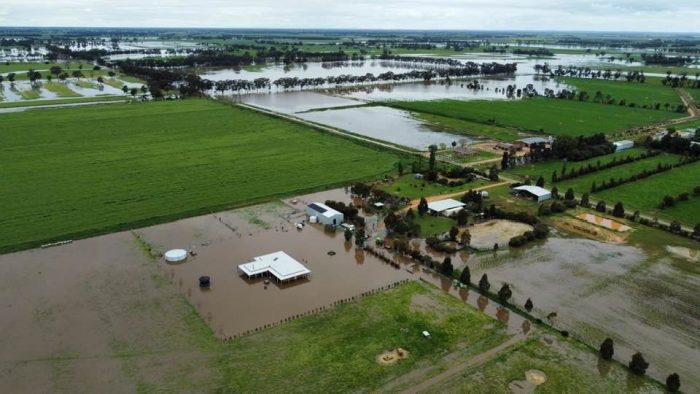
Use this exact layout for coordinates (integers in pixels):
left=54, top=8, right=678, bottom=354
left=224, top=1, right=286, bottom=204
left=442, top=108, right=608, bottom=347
left=388, top=98, right=681, bottom=137
left=432, top=336, right=663, bottom=393
left=18, top=87, right=41, bottom=100
left=44, top=82, right=81, bottom=97
left=0, top=95, right=127, bottom=109
left=0, top=99, right=400, bottom=253
left=413, top=215, right=456, bottom=237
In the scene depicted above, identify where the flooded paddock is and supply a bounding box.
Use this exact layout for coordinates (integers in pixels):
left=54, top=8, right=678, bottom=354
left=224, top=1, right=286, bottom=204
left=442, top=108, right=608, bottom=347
left=136, top=202, right=414, bottom=338
left=238, top=90, right=362, bottom=113
left=468, top=237, right=700, bottom=392
left=297, top=106, right=464, bottom=150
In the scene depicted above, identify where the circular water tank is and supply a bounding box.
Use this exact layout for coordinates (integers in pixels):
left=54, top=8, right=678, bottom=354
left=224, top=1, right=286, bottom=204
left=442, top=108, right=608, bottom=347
left=309, top=216, right=318, bottom=224
left=164, top=249, right=188, bottom=262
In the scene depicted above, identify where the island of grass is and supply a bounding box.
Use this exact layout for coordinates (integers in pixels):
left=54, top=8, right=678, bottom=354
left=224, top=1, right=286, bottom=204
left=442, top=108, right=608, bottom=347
left=389, top=98, right=681, bottom=137
left=0, top=95, right=128, bottom=109
left=377, top=174, right=491, bottom=200
left=0, top=99, right=401, bottom=252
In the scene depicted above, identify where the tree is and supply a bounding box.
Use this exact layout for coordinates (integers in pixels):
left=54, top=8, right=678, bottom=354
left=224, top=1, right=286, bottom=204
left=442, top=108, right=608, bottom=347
left=661, top=195, right=676, bottom=208
left=397, top=161, right=404, bottom=176
left=694, top=223, right=700, bottom=237
left=551, top=186, right=559, bottom=199
left=613, top=202, right=625, bottom=218
left=524, top=298, right=533, bottom=312
left=449, top=226, right=459, bottom=241
left=417, top=197, right=429, bottom=216
left=7, top=72, right=16, bottom=82
left=350, top=182, right=371, bottom=198
left=122, top=85, right=129, bottom=94
left=456, top=209, right=469, bottom=226
left=488, top=165, right=499, bottom=181
left=96, top=76, right=104, bottom=84
left=428, top=145, right=437, bottom=171
left=596, top=200, right=606, bottom=213
left=460, top=230, right=471, bottom=246
left=628, top=352, right=649, bottom=375
left=406, top=208, right=415, bottom=220
left=354, top=228, right=365, bottom=247
left=479, top=274, right=490, bottom=293
left=108, top=70, right=116, bottom=78
left=501, top=151, right=510, bottom=169
left=666, top=373, right=681, bottom=393
left=670, top=220, right=681, bottom=233
left=497, top=283, right=512, bottom=303
left=599, top=338, right=614, bottom=360
left=441, top=257, right=453, bottom=276
left=49, top=65, right=62, bottom=77
left=580, top=193, right=590, bottom=207
left=564, top=188, right=575, bottom=201
left=536, top=176, right=545, bottom=187
left=460, top=265, right=471, bottom=284
left=344, top=228, right=353, bottom=242
left=130, top=87, right=138, bottom=97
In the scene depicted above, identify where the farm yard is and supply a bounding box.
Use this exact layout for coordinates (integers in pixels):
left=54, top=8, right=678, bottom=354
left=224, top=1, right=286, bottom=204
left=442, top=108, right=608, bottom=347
left=389, top=98, right=682, bottom=136
left=0, top=99, right=399, bottom=252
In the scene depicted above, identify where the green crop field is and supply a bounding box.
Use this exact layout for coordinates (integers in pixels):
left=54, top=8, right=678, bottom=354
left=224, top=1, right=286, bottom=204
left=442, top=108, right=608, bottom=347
left=507, top=152, right=683, bottom=195
left=0, top=99, right=400, bottom=252
left=560, top=77, right=683, bottom=108
left=431, top=336, right=663, bottom=393
left=594, top=160, right=700, bottom=226
left=414, top=112, right=525, bottom=141
left=389, top=99, right=680, bottom=137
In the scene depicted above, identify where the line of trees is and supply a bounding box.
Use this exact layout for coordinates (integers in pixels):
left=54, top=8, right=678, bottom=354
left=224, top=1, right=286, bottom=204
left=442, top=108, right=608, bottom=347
left=659, top=186, right=700, bottom=209
left=551, top=150, right=660, bottom=183
left=591, top=157, right=699, bottom=193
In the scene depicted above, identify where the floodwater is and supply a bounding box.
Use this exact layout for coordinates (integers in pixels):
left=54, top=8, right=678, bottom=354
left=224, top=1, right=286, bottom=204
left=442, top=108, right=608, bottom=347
left=297, top=106, right=466, bottom=150
left=468, top=237, right=700, bottom=392
left=239, top=91, right=362, bottom=114
left=137, top=201, right=414, bottom=338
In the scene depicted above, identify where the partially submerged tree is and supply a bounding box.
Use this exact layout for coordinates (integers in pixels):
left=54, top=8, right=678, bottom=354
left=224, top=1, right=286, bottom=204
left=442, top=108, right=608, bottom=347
left=441, top=257, right=453, bottom=276
left=613, top=202, right=625, bottom=218
left=344, top=228, right=353, bottom=242
left=599, top=338, right=614, bottom=360
left=666, top=373, right=681, bottom=393
left=524, top=298, right=533, bottom=312
left=460, top=265, right=471, bottom=284
left=478, top=274, right=490, bottom=293
left=497, top=283, right=512, bottom=304
left=628, top=352, right=649, bottom=375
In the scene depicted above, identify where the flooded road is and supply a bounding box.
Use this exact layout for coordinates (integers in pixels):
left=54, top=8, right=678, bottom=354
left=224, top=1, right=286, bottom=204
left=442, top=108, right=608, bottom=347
left=467, top=237, right=700, bottom=392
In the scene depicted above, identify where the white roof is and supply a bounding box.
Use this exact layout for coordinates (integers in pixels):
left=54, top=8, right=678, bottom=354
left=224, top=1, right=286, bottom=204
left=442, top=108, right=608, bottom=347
left=517, top=137, right=549, bottom=145
left=238, top=251, right=310, bottom=281
left=427, top=198, right=466, bottom=212
left=307, top=202, right=343, bottom=218
left=513, top=185, right=551, bottom=197
left=164, top=249, right=187, bottom=262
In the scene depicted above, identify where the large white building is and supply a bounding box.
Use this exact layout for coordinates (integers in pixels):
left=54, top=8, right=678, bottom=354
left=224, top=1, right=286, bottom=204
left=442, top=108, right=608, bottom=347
left=513, top=185, right=552, bottom=202
left=613, top=140, right=634, bottom=152
left=427, top=198, right=466, bottom=216
left=238, top=251, right=311, bottom=283
left=306, top=202, right=344, bottom=226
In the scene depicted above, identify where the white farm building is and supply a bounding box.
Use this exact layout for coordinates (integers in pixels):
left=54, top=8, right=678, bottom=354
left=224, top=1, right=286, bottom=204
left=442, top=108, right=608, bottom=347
left=513, top=185, right=552, bottom=202
left=427, top=198, right=466, bottom=216
left=306, top=202, right=344, bottom=226
left=238, top=251, right=311, bottom=283
left=613, top=140, right=634, bottom=152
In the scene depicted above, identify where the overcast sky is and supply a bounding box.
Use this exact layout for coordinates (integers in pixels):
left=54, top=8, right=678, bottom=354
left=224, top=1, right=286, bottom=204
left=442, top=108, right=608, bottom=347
left=1, top=0, right=699, bottom=33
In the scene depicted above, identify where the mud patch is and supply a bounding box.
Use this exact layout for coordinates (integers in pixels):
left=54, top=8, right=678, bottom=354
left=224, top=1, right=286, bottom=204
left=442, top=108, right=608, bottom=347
left=666, top=246, right=700, bottom=262
left=549, top=215, right=627, bottom=243
left=576, top=213, right=631, bottom=232
left=469, top=220, right=533, bottom=250
left=508, top=369, right=547, bottom=394
left=376, top=348, right=409, bottom=365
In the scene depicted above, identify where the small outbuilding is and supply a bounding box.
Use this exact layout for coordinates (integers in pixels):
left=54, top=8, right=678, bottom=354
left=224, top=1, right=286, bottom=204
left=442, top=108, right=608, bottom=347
left=306, top=202, right=344, bottom=226
left=613, top=140, right=634, bottom=152
left=513, top=185, right=552, bottom=202
left=427, top=198, right=466, bottom=216
left=515, top=136, right=551, bottom=148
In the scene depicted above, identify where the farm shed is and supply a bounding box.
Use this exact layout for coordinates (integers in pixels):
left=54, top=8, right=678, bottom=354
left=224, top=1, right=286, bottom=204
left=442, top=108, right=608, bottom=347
left=613, top=140, right=634, bottom=152
left=513, top=185, right=552, bottom=202
left=427, top=199, right=466, bottom=216
left=514, top=136, right=551, bottom=148
left=306, top=202, right=344, bottom=226
left=238, top=251, right=311, bottom=283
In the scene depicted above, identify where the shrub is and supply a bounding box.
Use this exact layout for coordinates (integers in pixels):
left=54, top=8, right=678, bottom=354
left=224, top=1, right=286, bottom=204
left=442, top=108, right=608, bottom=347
left=478, top=274, right=490, bottom=293
left=524, top=298, right=533, bottom=312
left=629, top=352, right=649, bottom=375
left=666, top=373, right=681, bottom=393
left=460, top=265, right=471, bottom=284
left=599, top=338, right=614, bottom=360
left=595, top=200, right=606, bottom=213
left=612, top=202, right=625, bottom=218
left=498, top=283, right=512, bottom=304
left=533, top=223, right=549, bottom=239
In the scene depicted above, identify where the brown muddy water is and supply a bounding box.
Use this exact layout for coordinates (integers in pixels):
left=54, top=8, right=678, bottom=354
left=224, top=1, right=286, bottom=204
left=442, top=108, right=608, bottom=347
left=468, top=237, right=700, bottom=392
left=137, top=201, right=414, bottom=339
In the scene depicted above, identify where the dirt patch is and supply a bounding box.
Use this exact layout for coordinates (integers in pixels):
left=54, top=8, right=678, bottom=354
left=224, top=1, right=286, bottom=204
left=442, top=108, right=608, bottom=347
left=666, top=246, right=700, bottom=262
left=469, top=220, right=533, bottom=250
left=549, top=216, right=627, bottom=243
left=410, top=294, right=444, bottom=317
left=508, top=369, right=547, bottom=394
left=576, top=213, right=631, bottom=232
left=377, top=348, right=409, bottom=365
